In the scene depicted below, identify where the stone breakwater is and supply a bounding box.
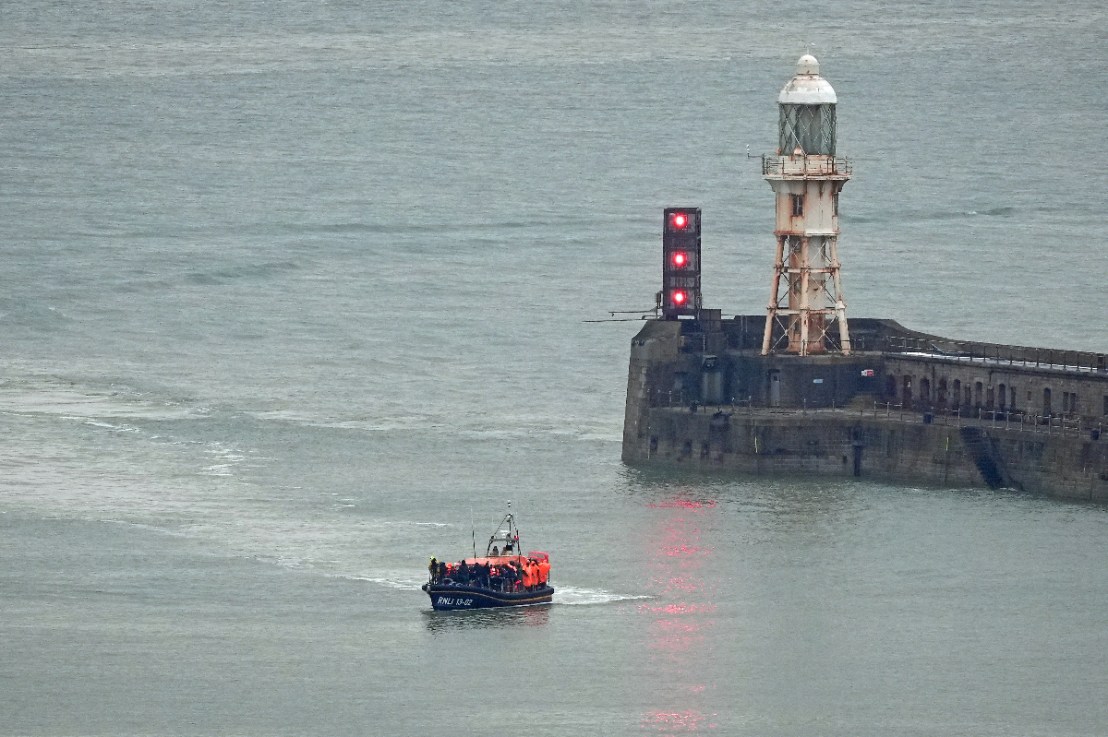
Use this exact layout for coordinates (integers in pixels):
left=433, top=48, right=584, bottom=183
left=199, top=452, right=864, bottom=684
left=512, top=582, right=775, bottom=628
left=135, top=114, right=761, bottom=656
left=622, top=317, right=1108, bottom=502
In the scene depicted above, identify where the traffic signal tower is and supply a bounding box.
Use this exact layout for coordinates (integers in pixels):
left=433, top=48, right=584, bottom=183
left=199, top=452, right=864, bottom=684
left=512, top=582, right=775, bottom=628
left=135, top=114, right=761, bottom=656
left=661, top=207, right=702, bottom=319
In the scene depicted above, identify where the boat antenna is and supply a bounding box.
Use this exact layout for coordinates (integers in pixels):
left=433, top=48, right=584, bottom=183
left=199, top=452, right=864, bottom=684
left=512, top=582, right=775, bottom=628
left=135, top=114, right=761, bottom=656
left=470, top=507, right=477, bottom=559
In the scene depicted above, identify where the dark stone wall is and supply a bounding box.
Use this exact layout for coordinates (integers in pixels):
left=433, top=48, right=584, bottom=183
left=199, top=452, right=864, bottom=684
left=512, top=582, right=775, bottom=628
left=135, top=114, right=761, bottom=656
left=724, top=354, right=877, bottom=408
left=881, top=354, right=1107, bottom=425
left=624, top=405, right=1108, bottom=502
left=622, top=315, right=1108, bottom=501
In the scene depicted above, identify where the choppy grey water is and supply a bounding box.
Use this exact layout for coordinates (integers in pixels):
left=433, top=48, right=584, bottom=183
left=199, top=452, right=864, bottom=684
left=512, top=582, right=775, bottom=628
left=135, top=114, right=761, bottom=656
left=2, top=2, right=1107, bottom=735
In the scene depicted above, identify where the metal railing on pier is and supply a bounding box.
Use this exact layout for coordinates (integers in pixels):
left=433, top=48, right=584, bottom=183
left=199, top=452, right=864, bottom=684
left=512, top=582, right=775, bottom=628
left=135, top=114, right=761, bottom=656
left=649, top=390, right=1104, bottom=439
left=881, top=336, right=1105, bottom=374
left=860, top=403, right=1101, bottom=437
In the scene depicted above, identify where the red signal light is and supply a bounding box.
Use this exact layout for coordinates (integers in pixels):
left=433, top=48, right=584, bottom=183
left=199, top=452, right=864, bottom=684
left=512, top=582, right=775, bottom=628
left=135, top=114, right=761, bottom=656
left=670, top=212, right=688, bottom=230
left=671, top=251, right=689, bottom=268
left=671, top=290, right=687, bottom=305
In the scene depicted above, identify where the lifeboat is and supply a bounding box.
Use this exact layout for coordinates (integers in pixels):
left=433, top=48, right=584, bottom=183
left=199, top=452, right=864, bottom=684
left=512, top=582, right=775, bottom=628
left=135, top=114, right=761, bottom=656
left=422, top=507, right=553, bottom=611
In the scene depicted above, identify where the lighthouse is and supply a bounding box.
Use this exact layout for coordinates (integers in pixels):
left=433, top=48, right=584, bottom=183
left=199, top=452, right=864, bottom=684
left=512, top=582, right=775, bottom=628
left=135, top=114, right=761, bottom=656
left=761, top=54, right=852, bottom=356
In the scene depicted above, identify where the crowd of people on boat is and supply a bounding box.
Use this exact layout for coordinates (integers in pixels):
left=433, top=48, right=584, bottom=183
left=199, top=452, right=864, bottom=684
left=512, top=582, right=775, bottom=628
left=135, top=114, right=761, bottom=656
left=427, top=555, right=550, bottom=593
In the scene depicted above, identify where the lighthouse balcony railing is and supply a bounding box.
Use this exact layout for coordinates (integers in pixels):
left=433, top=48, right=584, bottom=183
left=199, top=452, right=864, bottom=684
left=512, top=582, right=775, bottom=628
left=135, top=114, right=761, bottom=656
left=762, top=155, right=852, bottom=178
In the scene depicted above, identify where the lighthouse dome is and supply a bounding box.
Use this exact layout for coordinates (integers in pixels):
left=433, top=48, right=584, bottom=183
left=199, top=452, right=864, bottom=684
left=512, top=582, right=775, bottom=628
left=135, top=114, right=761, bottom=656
left=778, top=54, right=837, bottom=105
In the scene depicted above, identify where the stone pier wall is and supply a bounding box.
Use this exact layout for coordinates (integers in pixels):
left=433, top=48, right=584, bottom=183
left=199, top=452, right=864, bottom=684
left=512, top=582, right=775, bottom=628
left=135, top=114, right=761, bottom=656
left=621, top=316, right=1108, bottom=502
left=624, top=405, right=1107, bottom=502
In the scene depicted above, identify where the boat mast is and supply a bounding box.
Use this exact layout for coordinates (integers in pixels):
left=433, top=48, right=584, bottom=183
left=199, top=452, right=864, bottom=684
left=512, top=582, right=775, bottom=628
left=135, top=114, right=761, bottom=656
left=485, top=501, right=518, bottom=556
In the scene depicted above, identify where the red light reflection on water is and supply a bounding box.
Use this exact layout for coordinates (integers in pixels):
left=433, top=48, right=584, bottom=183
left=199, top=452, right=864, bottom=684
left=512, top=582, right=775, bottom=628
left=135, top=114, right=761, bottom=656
left=658, top=575, right=700, bottom=593
left=644, top=620, right=702, bottom=652
left=647, top=498, right=716, bottom=510
left=639, top=602, right=717, bottom=616
left=641, top=709, right=718, bottom=733
left=638, top=493, right=720, bottom=732
left=660, top=543, right=708, bottom=557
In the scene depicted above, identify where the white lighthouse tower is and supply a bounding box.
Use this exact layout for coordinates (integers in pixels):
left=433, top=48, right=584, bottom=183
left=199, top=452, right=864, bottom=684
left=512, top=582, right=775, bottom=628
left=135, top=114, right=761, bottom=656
left=761, top=54, right=852, bottom=356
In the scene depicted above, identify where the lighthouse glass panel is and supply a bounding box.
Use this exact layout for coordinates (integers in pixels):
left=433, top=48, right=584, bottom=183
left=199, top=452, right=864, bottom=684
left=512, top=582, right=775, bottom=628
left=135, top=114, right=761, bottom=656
left=779, top=104, right=836, bottom=155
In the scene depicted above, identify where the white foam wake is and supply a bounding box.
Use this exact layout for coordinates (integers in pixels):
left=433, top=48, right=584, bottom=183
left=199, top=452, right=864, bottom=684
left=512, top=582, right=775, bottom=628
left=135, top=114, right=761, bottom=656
left=344, top=572, right=428, bottom=591
left=553, top=585, right=651, bottom=606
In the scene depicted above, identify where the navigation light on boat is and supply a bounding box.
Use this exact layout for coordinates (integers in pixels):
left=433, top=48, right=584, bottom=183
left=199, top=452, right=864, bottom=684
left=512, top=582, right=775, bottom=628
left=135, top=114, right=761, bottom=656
left=671, top=251, right=689, bottom=268
left=669, top=211, right=688, bottom=230
left=671, top=290, right=687, bottom=306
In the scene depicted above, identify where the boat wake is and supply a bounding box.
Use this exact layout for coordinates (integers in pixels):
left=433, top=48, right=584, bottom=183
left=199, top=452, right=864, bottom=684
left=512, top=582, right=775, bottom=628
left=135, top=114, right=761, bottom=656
left=554, top=585, right=651, bottom=606
left=344, top=571, right=427, bottom=591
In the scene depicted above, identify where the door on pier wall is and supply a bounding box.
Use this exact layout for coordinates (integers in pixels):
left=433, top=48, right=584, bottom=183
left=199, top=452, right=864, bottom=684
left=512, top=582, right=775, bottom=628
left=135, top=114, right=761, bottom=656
left=767, top=370, right=781, bottom=407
